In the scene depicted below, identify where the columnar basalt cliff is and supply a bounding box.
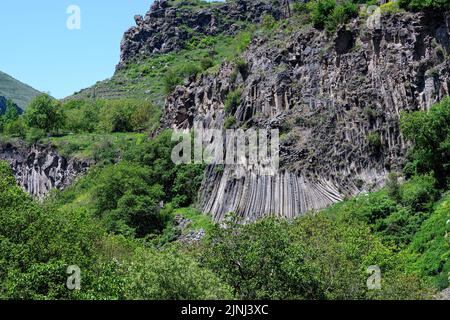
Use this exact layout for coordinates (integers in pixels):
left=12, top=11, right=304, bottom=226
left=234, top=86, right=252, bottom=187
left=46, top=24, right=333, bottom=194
left=0, top=143, right=90, bottom=199
left=162, top=10, right=450, bottom=221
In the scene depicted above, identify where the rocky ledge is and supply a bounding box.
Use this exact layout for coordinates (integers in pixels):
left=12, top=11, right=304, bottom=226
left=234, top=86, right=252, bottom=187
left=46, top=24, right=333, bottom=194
left=0, top=142, right=91, bottom=199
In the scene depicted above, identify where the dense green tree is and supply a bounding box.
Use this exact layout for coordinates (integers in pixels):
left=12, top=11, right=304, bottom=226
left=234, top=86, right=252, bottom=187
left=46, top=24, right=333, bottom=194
left=25, top=94, right=65, bottom=133
left=204, top=214, right=427, bottom=300
left=93, top=162, right=168, bottom=237
left=4, top=99, right=19, bottom=123
left=401, top=97, right=450, bottom=187
left=0, top=161, right=104, bottom=299
left=125, top=130, right=205, bottom=206
left=62, top=100, right=99, bottom=133
left=122, top=247, right=233, bottom=300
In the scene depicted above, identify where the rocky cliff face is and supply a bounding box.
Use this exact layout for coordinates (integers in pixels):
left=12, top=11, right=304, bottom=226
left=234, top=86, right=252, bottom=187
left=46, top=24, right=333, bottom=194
left=0, top=142, right=90, bottom=199
left=118, top=0, right=286, bottom=69
left=163, top=10, right=450, bottom=221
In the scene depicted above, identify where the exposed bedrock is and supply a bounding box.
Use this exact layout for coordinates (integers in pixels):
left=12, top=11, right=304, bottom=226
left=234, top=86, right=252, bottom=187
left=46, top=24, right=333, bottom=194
left=118, top=0, right=285, bottom=69
left=163, top=11, right=450, bottom=221
left=0, top=142, right=91, bottom=199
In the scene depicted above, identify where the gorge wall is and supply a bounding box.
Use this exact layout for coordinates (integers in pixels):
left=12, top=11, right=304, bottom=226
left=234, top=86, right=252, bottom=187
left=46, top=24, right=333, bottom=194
left=118, top=0, right=287, bottom=69
left=0, top=142, right=90, bottom=199
left=162, top=9, right=450, bottom=221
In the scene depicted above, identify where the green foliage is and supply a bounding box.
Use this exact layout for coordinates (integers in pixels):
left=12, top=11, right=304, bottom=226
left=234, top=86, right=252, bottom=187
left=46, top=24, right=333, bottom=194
left=326, top=174, right=440, bottom=247
left=386, top=172, right=401, bottom=202
left=307, top=0, right=359, bottom=32
left=3, top=99, right=20, bottom=123
left=61, top=100, right=99, bottom=133
left=24, top=94, right=65, bottom=133
left=223, top=116, right=237, bottom=129
left=122, top=247, right=233, bottom=300
left=0, top=161, right=105, bottom=299
left=408, top=194, right=450, bottom=289
left=325, top=1, right=359, bottom=32
left=205, top=214, right=426, bottom=300
left=367, top=131, right=382, bottom=150
left=25, top=127, right=46, bottom=145
left=125, top=130, right=205, bottom=205
left=172, top=207, right=215, bottom=235
left=400, top=175, right=438, bottom=212
left=308, top=0, right=337, bottom=29
left=398, top=0, right=450, bottom=11
left=380, top=1, right=401, bottom=13
left=224, top=88, right=242, bottom=115
left=400, top=97, right=450, bottom=186
left=261, top=14, right=277, bottom=31
left=292, top=2, right=309, bottom=15
left=49, top=131, right=204, bottom=238
left=92, top=162, right=167, bottom=237
left=46, top=132, right=143, bottom=161
left=2, top=118, right=27, bottom=138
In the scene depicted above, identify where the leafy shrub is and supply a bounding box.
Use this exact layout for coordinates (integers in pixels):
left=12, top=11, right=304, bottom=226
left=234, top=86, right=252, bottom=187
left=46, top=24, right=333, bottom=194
left=308, top=0, right=337, bottom=29
left=25, top=128, right=46, bottom=145
left=125, top=130, right=205, bottom=206
left=398, top=0, right=450, bottom=11
left=3, top=118, right=27, bottom=138
left=408, top=194, right=450, bottom=289
left=380, top=1, right=401, bottom=13
left=163, top=69, right=183, bottom=95
left=235, top=58, right=248, bottom=80
left=0, top=161, right=105, bottom=299
left=224, top=88, right=242, bottom=115
left=325, top=1, right=359, bottom=32
left=400, top=175, right=438, bottom=212
left=25, top=94, right=65, bottom=134
left=293, top=2, right=309, bottom=15
left=261, top=14, right=277, bottom=31
left=204, top=214, right=426, bottom=300
left=386, top=172, right=401, bottom=202
left=62, top=100, right=99, bottom=133
left=223, top=116, right=237, bottom=129
left=93, top=162, right=168, bottom=237
left=367, top=132, right=382, bottom=150
left=123, top=247, right=233, bottom=300
left=163, top=63, right=202, bottom=95
left=400, top=97, right=450, bottom=187
left=200, top=56, right=214, bottom=70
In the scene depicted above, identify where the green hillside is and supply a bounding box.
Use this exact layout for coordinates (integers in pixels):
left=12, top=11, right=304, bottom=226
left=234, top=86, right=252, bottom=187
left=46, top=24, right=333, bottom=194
left=0, top=70, right=41, bottom=110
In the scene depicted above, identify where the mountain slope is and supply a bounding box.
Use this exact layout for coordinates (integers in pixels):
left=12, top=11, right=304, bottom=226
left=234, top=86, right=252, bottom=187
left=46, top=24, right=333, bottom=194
left=0, top=70, right=41, bottom=111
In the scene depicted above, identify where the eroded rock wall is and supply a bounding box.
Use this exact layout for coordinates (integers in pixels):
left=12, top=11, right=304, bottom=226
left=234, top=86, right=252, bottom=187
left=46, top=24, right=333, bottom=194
left=118, top=0, right=286, bottom=69
left=0, top=142, right=90, bottom=199
left=163, top=11, right=450, bottom=221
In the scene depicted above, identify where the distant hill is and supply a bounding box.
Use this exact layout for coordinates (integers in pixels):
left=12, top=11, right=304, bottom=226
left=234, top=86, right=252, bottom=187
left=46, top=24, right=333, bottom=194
left=0, top=71, right=41, bottom=111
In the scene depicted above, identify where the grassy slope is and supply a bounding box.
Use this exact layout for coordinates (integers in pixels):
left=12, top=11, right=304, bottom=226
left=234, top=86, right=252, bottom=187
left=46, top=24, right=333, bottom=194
left=68, top=31, right=251, bottom=105
left=0, top=70, right=41, bottom=110
left=43, top=132, right=146, bottom=160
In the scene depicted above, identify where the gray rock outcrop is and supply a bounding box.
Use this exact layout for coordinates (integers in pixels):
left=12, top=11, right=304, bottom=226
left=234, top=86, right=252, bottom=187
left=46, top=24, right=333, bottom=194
left=117, top=0, right=286, bottom=69
left=0, top=142, right=91, bottom=199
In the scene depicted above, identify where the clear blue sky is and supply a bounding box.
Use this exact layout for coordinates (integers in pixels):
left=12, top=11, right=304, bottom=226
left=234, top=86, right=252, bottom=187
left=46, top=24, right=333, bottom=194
left=0, top=1, right=154, bottom=99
